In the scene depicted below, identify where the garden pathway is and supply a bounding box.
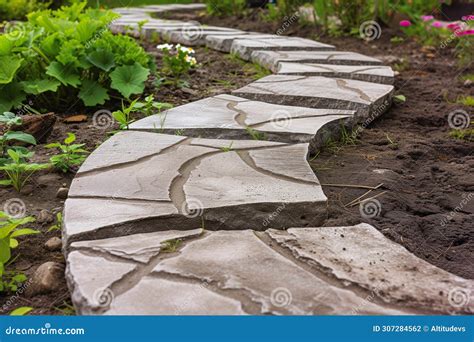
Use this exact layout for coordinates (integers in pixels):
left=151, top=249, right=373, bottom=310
left=64, top=4, right=473, bottom=315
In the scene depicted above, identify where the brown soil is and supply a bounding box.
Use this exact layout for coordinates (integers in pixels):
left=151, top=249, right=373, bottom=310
left=1, top=8, right=472, bottom=316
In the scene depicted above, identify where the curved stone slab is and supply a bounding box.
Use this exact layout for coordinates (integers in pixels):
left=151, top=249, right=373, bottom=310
left=266, top=224, right=474, bottom=315
left=251, top=50, right=383, bottom=71
left=277, top=63, right=394, bottom=85
left=230, top=38, right=335, bottom=60
left=232, top=75, right=394, bottom=119
left=64, top=132, right=327, bottom=244
left=67, top=229, right=406, bottom=315
left=206, top=34, right=292, bottom=52
left=130, top=94, right=355, bottom=151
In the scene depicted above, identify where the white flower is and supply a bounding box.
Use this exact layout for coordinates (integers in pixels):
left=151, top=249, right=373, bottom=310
left=185, top=55, right=197, bottom=66
left=178, top=46, right=195, bottom=54
left=157, top=43, right=173, bottom=50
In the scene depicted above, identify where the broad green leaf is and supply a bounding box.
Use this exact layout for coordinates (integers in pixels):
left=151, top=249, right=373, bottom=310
left=10, top=229, right=40, bottom=238
left=0, top=36, right=14, bottom=56
left=4, top=131, right=37, bottom=146
left=78, top=80, right=109, bottom=107
left=394, top=94, right=406, bottom=103
left=0, top=180, right=12, bottom=186
left=21, top=79, right=61, bottom=95
left=110, top=63, right=150, bottom=98
left=7, top=149, right=20, bottom=163
left=46, top=62, right=81, bottom=88
left=0, top=238, right=10, bottom=264
left=0, top=56, right=23, bottom=85
left=10, top=307, right=33, bottom=316
left=86, top=49, right=115, bottom=72
left=0, top=83, right=26, bottom=114
left=64, top=133, right=76, bottom=145
left=9, top=238, right=18, bottom=248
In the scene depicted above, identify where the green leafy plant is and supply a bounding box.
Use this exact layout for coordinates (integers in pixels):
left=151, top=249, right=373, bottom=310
left=0, top=149, right=50, bottom=191
left=0, top=0, right=50, bottom=20
left=205, top=0, right=246, bottom=16
left=0, top=1, right=154, bottom=113
left=48, top=212, right=62, bottom=232
left=0, top=112, right=36, bottom=162
left=112, top=98, right=140, bottom=130
left=157, top=44, right=197, bottom=86
left=449, top=128, right=474, bottom=142
left=46, top=133, right=88, bottom=173
left=245, top=127, right=266, bottom=141
left=10, top=306, right=33, bottom=316
left=133, top=95, right=173, bottom=117
left=0, top=212, right=39, bottom=293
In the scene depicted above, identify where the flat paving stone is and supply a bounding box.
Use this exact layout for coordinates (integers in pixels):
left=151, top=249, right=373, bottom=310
left=205, top=34, right=290, bottom=52
left=251, top=50, right=383, bottom=71
left=163, top=28, right=247, bottom=46
left=66, top=225, right=473, bottom=315
left=230, top=38, right=335, bottom=60
left=66, top=229, right=203, bottom=314
left=277, top=63, right=394, bottom=84
left=267, top=224, right=474, bottom=314
left=130, top=94, right=355, bottom=151
left=63, top=132, right=327, bottom=244
left=232, top=75, right=394, bottom=119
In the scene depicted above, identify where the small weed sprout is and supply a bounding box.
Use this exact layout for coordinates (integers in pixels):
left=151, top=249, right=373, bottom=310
left=46, top=133, right=88, bottom=173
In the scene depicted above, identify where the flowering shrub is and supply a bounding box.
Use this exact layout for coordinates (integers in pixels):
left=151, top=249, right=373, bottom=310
left=399, top=15, right=473, bottom=65
left=157, top=44, right=197, bottom=85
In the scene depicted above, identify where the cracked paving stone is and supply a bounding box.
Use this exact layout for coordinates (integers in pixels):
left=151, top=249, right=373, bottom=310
left=63, top=132, right=327, bottom=245
left=276, top=63, right=394, bottom=85
left=230, top=38, right=335, bottom=60
left=232, top=75, right=394, bottom=119
left=266, top=224, right=474, bottom=315
left=150, top=230, right=405, bottom=315
left=251, top=50, right=383, bottom=71
left=67, top=227, right=472, bottom=315
left=66, top=229, right=204, bottom=314
left=130, top=94, right=355, bottom=151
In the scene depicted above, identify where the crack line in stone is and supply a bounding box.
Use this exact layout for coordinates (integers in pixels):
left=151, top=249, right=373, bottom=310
left=248, top=113, right=352, bottom=129
left=336, top=79, right=371, bottom=101
left=68, top=195, right=173, bottom=203
left=76, top=137, right=191, bottom=178
left=254, top=231, right=436, bottom=315
left=236, top=149, right=319, bottom=186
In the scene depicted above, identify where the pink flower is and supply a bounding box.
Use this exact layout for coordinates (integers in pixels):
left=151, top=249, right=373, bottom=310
left=421, top=15, right=434, bottom=21
left=431, top=21, right=444, bottom=28
left=447, top=23, right=461, bottom=31
left=456, top=29, right=474, bottom=36
left=461, top=15, right=474, bottom=21
left=399, top=20, right=411, bottom=27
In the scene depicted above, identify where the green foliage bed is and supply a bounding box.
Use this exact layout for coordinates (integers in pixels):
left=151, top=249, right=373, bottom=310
left=0, top=1, right=155, bottom=113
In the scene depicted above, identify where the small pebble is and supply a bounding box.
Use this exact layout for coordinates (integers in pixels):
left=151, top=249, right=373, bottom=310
left=26, top=262, right=64, bottom=296
left=45, top=237, right=62, bottom=251
left=37, top=209, right=54, bottom=224
left=56, top=187, right=69, bottom=199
